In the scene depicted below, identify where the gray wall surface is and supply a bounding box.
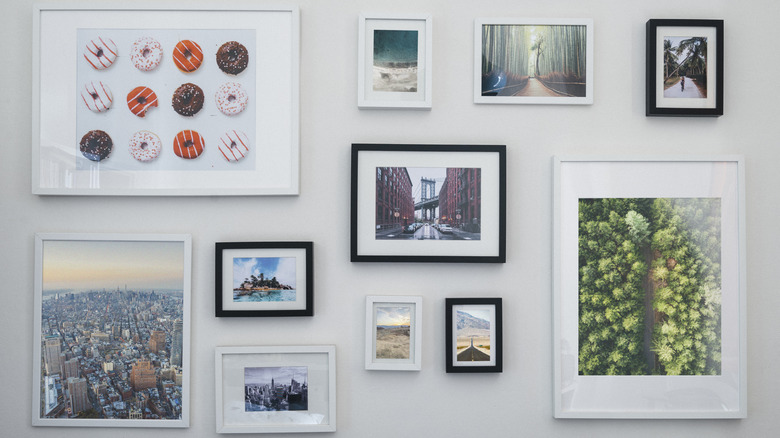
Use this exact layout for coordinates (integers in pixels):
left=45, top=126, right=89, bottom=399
left=2, top=0, right=778, bottom=436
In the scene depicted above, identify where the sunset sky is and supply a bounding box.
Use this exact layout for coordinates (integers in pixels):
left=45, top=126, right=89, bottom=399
left=42, top=239, right=185, bottom=291
left=376, top=305, right=411, bottom=326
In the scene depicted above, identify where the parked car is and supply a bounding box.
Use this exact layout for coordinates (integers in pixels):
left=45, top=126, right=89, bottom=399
left=438, top=224, right=453, bottom=234
left=403, top=224, right=416, bottom=233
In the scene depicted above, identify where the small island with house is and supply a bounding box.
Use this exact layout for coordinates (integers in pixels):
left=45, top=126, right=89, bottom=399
left=234, top=273, right=293, bottom=297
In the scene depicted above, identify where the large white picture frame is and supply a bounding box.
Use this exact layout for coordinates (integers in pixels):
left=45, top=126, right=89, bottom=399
left=215, top=345, right=336, bottom=433
left=32, top=233, right=192, bottom=427
left=553, top=156, right=746, bottom=418
left=32, top=3, right=300, bottom=195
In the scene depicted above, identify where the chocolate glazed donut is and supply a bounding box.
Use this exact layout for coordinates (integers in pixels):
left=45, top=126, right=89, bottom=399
left=216, top=41, right=248, bottom=75
left=171, top=83, right=204, bottom=116
left=79, top=130, right=113, bottom=161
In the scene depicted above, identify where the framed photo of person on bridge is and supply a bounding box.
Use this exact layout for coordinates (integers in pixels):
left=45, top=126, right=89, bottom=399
left=445, top=298, right=503, bottom=373
left=474, top=18, right=594, bottom=105
left=350, top=144, right=507, bottom=263
left=646, top=19, right=724, bottom=117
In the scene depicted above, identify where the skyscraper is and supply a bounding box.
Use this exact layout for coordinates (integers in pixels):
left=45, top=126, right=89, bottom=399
left=149, top=330, right=167, bottom=355
left=171, top=319, right=183, bottom=367
left=62, top=357, right=80, bottom=379
left=67, top=377, right=89, bottom=416
left=130, top=360, right=156, bottom=391
left=43, top=336, right=62, bottom=376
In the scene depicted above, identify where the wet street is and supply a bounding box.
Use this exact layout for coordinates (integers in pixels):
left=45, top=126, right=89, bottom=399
left=375, top=223, right=480, bottom=241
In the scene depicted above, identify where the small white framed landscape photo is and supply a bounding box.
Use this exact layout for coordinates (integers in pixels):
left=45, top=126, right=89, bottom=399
left=553, top=156, right=746, bottom=418
left=365, top=296, right=423, bottom=371
left=358, top=14, right=432, bottom=109
left=215, top=345, right=336, bottom=434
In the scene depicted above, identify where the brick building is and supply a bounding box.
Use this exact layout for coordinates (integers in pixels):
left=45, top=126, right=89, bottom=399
left=375, top=167, right=414, bottom=229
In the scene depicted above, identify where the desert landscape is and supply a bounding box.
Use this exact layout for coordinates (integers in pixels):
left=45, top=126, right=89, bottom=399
left=375, top=325, right=411, bottom=359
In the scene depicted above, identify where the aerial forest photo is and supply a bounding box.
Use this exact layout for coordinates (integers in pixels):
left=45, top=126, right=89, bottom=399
left=481, top=24, right=587, bottom=97
left=662, top=36, right=708, bottom=98
left=578, top=198, right=722, bottom=376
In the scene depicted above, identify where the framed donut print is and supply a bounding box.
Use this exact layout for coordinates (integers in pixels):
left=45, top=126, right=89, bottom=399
left=32, top=4, right=300, bottom=195
left=32, top=233, right=192, bottom=427
left=215, top=242, right=313, bottom=317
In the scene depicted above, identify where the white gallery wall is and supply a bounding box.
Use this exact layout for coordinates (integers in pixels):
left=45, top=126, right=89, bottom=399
left=2, top=0, right=779, bottom=436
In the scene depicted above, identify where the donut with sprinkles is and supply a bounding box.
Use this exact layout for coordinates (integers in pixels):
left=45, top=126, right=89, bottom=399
left=130, top=37, right=163, bottom=72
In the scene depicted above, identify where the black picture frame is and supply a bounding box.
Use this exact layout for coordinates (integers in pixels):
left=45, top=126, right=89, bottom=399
left=215, top=242, right=313, bottom=317
left=646, top=19, right=724, bottom=117
left=445, top=298, right=503, bottom=373
left=350, top=144, right=507, bottom=263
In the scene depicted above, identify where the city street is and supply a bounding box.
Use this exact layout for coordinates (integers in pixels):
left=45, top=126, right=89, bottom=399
left=375, top=223, right=481, bottom=241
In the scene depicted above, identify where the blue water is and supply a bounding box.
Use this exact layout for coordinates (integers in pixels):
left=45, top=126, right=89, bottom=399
left=373, top=30, right=418, bottom=65
left=233, top=289, right=296, bottom=302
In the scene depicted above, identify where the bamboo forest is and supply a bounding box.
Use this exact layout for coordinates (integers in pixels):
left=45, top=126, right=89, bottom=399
left=481, top=24, right=587, bottom=97
left=578, top=198, right=721, bottom=376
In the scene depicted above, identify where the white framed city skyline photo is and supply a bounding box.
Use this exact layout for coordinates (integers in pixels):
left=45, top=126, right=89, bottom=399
left=32, top=233, right=191, bottom=427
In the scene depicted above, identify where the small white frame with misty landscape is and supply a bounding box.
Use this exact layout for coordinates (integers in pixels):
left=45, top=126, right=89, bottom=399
left=358, top=14, right=432, bottom=109
left=365, top=296, right=423, bottom=371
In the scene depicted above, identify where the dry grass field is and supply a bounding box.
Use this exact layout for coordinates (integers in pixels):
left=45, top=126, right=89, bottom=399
left=376, top=326, right=411, bottom=359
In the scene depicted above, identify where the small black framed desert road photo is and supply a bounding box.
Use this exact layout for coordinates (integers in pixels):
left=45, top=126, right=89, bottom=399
left=646, top=19, right=724, bottom=117
left=445, top=298, right=503, bottom=373
left=350, top=143, right=507, bottom=263
left=215, top=242, right=313, bottom=317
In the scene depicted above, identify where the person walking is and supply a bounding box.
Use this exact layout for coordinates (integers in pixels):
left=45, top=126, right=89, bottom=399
left=680, top=76, right=685, bottom=91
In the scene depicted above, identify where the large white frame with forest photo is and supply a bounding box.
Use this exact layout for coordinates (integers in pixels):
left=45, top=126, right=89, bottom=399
left=32, top=233, right=191, bottom=427
left=32, top=4, right=299, bottom=195
left=553, top=156, right=746, bottom=418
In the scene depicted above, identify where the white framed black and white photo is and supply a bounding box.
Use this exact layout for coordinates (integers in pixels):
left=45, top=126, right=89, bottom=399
left=351, top=144, right=506, bottom=263
left=32, top=233, right=191, bottom=427
left=553, top=156, right=746, bottom=418
left=215, top=345, right=336, bottom=434
left=365, top=296, right=423, bottom=371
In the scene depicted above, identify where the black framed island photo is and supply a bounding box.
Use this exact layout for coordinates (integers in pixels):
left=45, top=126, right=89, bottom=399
left=350, top=144, right=506, bottom=263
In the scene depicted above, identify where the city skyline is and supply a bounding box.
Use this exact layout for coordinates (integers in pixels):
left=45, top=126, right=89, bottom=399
left=42, top=240, right=185, bottom=291
left=245, top=366, right=307, bottom=386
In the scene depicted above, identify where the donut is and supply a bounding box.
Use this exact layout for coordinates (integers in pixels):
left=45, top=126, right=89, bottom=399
left=217, top=130, right=250, bottom=162
left=215, top=82, right=248, bottom=116
left=128, top=131, right=162, bottom=162
left=83, top=37, right=117, bottom=70
left=79, top=130, right=113, bottom=162
left=216, top=41, right=249, bottom=75
left=172, top=40, right=203, bottom=73
left=173, top=130, right=205, bottom=159
left=130, top=37, right=163, bottom=71
left=80, top=81, right=113, bottom=113
left=172, top=83, right=204, bottom=116
left=126, top=86, right=158, bottom=117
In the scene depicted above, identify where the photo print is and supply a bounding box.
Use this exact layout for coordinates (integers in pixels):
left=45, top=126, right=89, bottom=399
left=244, top=366, right=308, bottom=411
left=232, top=257, right=296, bottom=303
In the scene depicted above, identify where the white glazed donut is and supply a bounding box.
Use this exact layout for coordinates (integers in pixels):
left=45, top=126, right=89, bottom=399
left=215, top=82, right=248, bottom=116
left=80, top=81, right=113, bottom=113
left=83, top=37, right=117, bottom=70
left=130, top=37, right=163, bottom=71
left=128, top=130, right=162, bottom=162
left=217, top=130, right=250, bottom=162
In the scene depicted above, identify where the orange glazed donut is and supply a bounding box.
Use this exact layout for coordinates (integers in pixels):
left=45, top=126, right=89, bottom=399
left=172, top=40, right=203, bottom=73
left=173, top=130, right=204, bottom=159
left=126, top=86, right=158, bottom=117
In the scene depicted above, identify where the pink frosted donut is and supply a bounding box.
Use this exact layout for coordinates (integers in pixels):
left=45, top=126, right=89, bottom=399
left=128, top=130, right=162, bottom=162
left=217, top=130, right=250, bottom=162
left=80, top=81, right=113, bottom=113
left=215, top=82, right=248, bottom=116
left=83, top=37, right=117, bottom=70
left=130, top=37, right=163, bottom=71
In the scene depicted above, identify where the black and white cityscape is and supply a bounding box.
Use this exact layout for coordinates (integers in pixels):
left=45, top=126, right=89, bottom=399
left=244, top=366, right=308, bottom=411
